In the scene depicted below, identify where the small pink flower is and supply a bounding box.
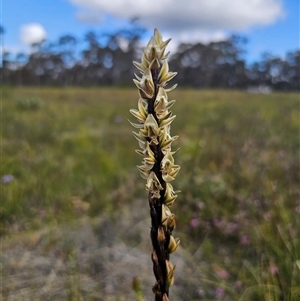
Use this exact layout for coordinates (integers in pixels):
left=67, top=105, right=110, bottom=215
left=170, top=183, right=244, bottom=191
left=217, top=269, right=229, bottom=279
left=240, top=235, right=250, bottom=245
left=225, top=222, right=238, bottom=234
left=235, top=280, right=243, bottom=289
left=215, top=287, right=225, bottom=298
left=213, top=218, right=225, bottom=228
left=269, top=265, right=278, bottom=275
left=295, top=205, right=300, bottom=213
left=190, top=218, right=200, bottom=228
left=197, top=201, right=205, bottom=209
left=38, top=210, right=47, bottom=218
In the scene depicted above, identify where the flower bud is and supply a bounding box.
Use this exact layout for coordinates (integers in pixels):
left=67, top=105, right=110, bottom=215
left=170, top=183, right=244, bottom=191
left=165, top=260, right=176, bottom=289
left=162, top=213, right=176, bottom=232
left=161, top=204, right=172, bottom=223
left=140, top=114, right=160, bottom=145
left=168, top=235, right=180, bottom=253
left=133, top=68, right=155, bottom=99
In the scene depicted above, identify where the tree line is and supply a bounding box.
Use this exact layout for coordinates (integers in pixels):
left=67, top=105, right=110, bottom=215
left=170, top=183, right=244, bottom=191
left=1, top=25, right=299, bottom=91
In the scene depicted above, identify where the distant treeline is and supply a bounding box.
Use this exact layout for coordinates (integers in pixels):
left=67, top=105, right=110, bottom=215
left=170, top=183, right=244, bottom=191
left=1, top=25, right=299, bottom=90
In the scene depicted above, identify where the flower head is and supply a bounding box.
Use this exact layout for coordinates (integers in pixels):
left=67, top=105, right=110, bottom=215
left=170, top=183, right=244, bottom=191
left=130, top=28, right=180, bottom=299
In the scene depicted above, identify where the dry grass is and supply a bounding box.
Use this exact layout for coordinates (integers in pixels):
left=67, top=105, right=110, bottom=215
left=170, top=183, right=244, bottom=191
left=1, top=199, right=205, bottom=301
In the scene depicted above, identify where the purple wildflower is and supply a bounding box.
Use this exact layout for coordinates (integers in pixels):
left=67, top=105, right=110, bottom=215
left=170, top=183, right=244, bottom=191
left=269, top=265, right=278, bottom=275
left=1, top=174, right=14, bottom=184
left=240, top=235, right=250, bottom=245
left=225, top=222, right=238, bottom=234
left=213, top=218, right=225, bottom=228
left=235, top=280, right=243, bottom=289
left=217, top=269, right=229, bottom=279
left=197, top=201, right=205, bottom=209
left=215, top=287, right=225, bottom=298
left=38, top=210, right=47, bottom=218
left=190, top=218, right=200, bottom=228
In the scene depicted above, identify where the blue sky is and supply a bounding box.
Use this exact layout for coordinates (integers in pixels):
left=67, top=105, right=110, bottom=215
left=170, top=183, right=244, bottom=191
left=1, top=0, right=299, bottom=64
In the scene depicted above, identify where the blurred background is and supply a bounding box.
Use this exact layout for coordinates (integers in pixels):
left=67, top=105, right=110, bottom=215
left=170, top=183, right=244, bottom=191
left=1, top=0, right=299, bottom=90
left=1, top=1, right=299, bottom=301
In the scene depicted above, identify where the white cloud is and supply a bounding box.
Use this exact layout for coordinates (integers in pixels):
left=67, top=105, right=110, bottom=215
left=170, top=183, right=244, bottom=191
left=20, top=23, right=47, bottom=46
left=69, top=0, right=284, bottom=44
left=76, top=11, right=104, bottom=24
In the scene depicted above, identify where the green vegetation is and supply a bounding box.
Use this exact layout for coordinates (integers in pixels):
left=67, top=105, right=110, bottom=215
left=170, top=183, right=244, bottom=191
left=1, top=87, right=299, bottom=300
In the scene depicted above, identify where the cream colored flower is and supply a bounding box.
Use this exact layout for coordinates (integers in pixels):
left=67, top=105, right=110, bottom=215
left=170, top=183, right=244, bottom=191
left=146, top=171, right=163, bottom=196
left=161, top=150, right=180, bottom=182
left=164, top=183, right=179, bottom=206
left=140, top=114, right=160, bottom=145
left=168, top=235, right=180, bottom=253
left=133, top=68, right=155, bottom=99
left=158, top=60, right=177, bottom=86
left=165, top=260, right=176, bottom=289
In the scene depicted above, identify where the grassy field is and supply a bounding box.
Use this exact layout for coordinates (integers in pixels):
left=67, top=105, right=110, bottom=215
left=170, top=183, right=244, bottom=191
left=1, top=87, right=299, bottom=300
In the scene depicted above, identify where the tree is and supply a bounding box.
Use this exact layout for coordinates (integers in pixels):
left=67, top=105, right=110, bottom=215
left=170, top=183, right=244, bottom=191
left=1, top=23, right=298, bottom=90
left=59, top=34, right=77, bottom=66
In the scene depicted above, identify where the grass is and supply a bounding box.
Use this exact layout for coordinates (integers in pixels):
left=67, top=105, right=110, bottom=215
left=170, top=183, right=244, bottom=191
left=1, top=87, right=299, bottom=300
